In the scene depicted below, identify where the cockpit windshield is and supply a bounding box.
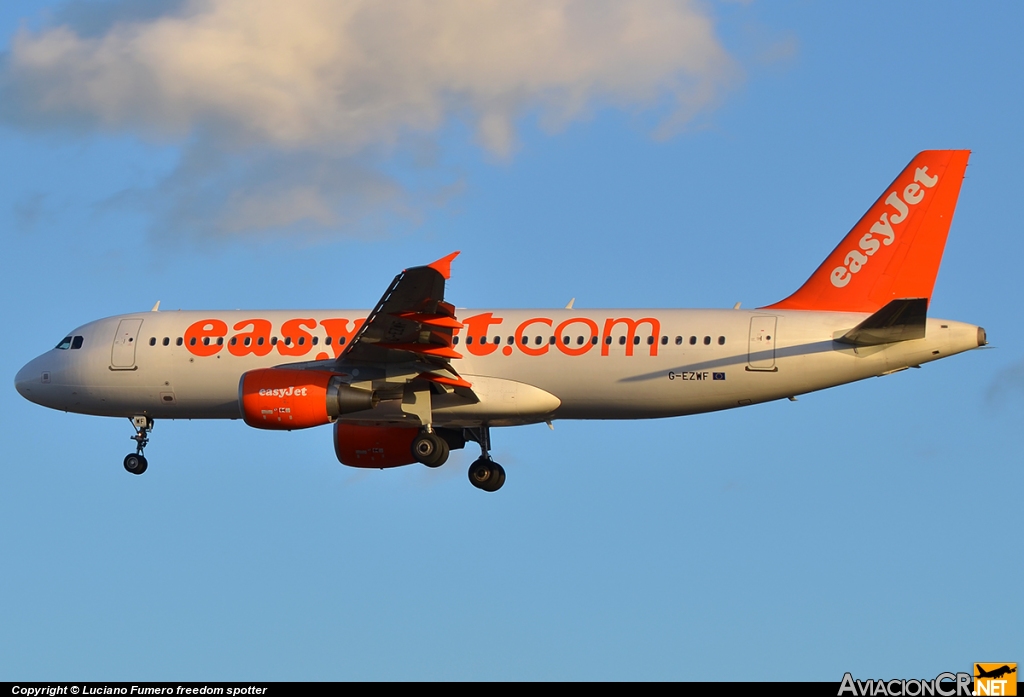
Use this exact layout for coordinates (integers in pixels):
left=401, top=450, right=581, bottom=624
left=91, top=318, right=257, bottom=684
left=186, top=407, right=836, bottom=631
left=55, top=335, right=84, bottom=350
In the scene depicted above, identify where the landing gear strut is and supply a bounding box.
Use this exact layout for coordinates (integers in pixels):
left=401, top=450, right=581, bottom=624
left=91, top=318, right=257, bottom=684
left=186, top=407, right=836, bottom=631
left=124, top=415, right=152, bottom=475
left=465, top=426, right=505, bottom=492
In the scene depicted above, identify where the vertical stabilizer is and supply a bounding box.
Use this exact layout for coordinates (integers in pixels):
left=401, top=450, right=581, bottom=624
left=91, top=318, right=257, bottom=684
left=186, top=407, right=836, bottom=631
left=765, top=150, right=970, bottom=312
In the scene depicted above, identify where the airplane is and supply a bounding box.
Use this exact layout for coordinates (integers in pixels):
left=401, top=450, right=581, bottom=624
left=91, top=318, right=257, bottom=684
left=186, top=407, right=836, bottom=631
left=14, top=150, right=986, bottom=492
left=975, top=665, right=1016, bottom=680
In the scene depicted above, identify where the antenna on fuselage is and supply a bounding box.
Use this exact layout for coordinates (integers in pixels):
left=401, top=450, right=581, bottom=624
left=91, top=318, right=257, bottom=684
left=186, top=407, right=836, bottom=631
left=150, top=301, right=161, bottom=312
left=565, top=298, right=575, bottom=309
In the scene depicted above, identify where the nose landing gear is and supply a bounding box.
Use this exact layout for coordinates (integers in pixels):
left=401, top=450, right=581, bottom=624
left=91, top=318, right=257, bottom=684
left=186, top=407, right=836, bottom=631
left=465, top=425, right=505, bottom=492
left=124, top=415, right=152, bottom=475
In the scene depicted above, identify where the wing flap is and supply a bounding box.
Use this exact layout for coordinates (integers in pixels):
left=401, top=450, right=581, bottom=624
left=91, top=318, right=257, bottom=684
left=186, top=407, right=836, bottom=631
left=341, top=252, right=461, bottom=366
left=376, top=342, right=463, bottom=360
left=265, top=252, right=475, bottom=406
left=418, top=372, right=473, bottom=389
left=391, top=311, right=464, bottom=329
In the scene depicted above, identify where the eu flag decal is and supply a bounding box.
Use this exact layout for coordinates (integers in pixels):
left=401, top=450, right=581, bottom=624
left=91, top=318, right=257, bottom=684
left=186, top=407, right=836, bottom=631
left=713, top=372, right=726, bottom=381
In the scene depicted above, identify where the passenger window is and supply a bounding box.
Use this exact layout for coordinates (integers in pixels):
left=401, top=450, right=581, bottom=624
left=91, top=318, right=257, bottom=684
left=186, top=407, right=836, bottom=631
left=56, top=337, right=72, bottom=350
left=244, top=337, right=252, bottom=346
left=453, top=336, right=460, bottom=345
left=549, top=336, right=556, bottom=345
left=493, top=336, right=500, bottom=345
left=508, top=336, right=514, bottom=345
left=217, top=337, right=224, bottom=346
left=229, top=337, right=237, bottom=346
left=338, top=337, right=346, bottom=345
left=646, top=336, right=654, bottom=345
left=562, top=336, right=569, bottom=345
left=72, top=336, right=84, bottom=350
left=176, top=338, right=183, bottom=346
left=535, top=337, right=543, bottom=346
left=298, top=337, right=305, bottom=346
left=202, top=337, right=210, bottom=346
left=325, top=337, right=332, bottom=346
left=703, top=336, right=711, bottom=345
left=467, top=336, right=474, bottom=345
left=619, top=336, right=626, bottom=345
left=258, top=337, right=265, bottom=346
left=689, top=336, right=697, bottom=345
left=605, top=336, right=612, bottom=345
left=577, top=336, right=584, bottom=345
left=718, top=336, right=725, bottom=345
left=661, top=336, right=668, bottom=345
left=190, top=338, right=197, bottom=346
left=591, top=337, right=598, bottom=345
left=162, top=337, right=169, bottom=346
left=633, top=336, right=641, bottom=345
left=284, top=337, right=292, bottom=346
left=271, top=337, right=278, bottom=345
left=675, top=336, right=682, bottom=345
left=149, top=337, right=156, bottom=346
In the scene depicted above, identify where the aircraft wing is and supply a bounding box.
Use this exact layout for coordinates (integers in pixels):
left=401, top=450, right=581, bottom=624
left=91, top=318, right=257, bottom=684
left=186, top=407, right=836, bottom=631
left=338, top=251, right=473, bottom=391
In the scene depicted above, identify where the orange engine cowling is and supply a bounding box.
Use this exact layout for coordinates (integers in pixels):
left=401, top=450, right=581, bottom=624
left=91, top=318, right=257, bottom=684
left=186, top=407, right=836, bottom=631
left=334, top=423, right=419, bottom=469
left=240, top=368, right=377, bottom=430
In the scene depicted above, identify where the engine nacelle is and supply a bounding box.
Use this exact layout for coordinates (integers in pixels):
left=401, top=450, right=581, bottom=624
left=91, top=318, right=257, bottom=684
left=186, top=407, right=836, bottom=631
left=240, top=368, right=377, bottom=430
left=334, top=423, right=419, bottom=468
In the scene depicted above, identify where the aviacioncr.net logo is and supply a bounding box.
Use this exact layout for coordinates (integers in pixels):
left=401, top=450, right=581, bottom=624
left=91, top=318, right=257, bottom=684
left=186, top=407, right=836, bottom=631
left=839, top=672, right=972, bottom=697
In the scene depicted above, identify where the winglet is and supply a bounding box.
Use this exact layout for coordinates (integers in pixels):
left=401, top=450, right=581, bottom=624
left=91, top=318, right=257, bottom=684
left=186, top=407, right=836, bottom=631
left=427, top=251, right=460, bottom=280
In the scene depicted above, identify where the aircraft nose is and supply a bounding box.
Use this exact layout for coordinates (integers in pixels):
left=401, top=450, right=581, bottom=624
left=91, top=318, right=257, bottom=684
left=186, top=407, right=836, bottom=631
left=15, top=363, right=29, bottom=397
left=15, top=357, right=46, bottom=402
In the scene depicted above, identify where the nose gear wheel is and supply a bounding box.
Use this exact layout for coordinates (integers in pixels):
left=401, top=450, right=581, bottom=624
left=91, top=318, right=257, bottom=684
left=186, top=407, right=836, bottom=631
left=123, top=453, right=148, bottom=475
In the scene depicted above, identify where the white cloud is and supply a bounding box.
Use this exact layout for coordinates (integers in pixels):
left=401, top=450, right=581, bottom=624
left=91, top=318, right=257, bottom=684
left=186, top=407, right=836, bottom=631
left=2, top=0, right=738, bottom=237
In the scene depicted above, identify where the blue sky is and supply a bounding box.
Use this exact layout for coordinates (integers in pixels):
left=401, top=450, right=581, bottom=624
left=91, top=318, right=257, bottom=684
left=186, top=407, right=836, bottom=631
left=1, top=0, right=1021, bottom=681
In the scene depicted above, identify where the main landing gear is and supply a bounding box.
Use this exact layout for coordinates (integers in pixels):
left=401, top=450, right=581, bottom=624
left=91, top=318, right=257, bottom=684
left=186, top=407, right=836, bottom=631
left=466, top=426, right=505, bottom=493
left=123, top=415, right=152, bottom=475
left=410, top=425, right=506, bottom=492
left=468, top=458, right=505, bottom=493
left=411, top=429, right=450, bottom=468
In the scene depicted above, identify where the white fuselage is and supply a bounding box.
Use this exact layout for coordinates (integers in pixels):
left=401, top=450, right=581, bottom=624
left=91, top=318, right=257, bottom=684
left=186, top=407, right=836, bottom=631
left=14, top=307, right=984, bottom=426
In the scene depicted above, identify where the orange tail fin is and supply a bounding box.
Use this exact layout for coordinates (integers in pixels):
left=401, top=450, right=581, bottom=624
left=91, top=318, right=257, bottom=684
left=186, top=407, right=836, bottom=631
left=764, top=150, right=970, bottom=312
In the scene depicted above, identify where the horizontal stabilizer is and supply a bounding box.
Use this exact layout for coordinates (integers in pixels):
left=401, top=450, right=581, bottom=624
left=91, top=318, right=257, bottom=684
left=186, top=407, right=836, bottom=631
left=836, top=298, right=928, bottom=346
